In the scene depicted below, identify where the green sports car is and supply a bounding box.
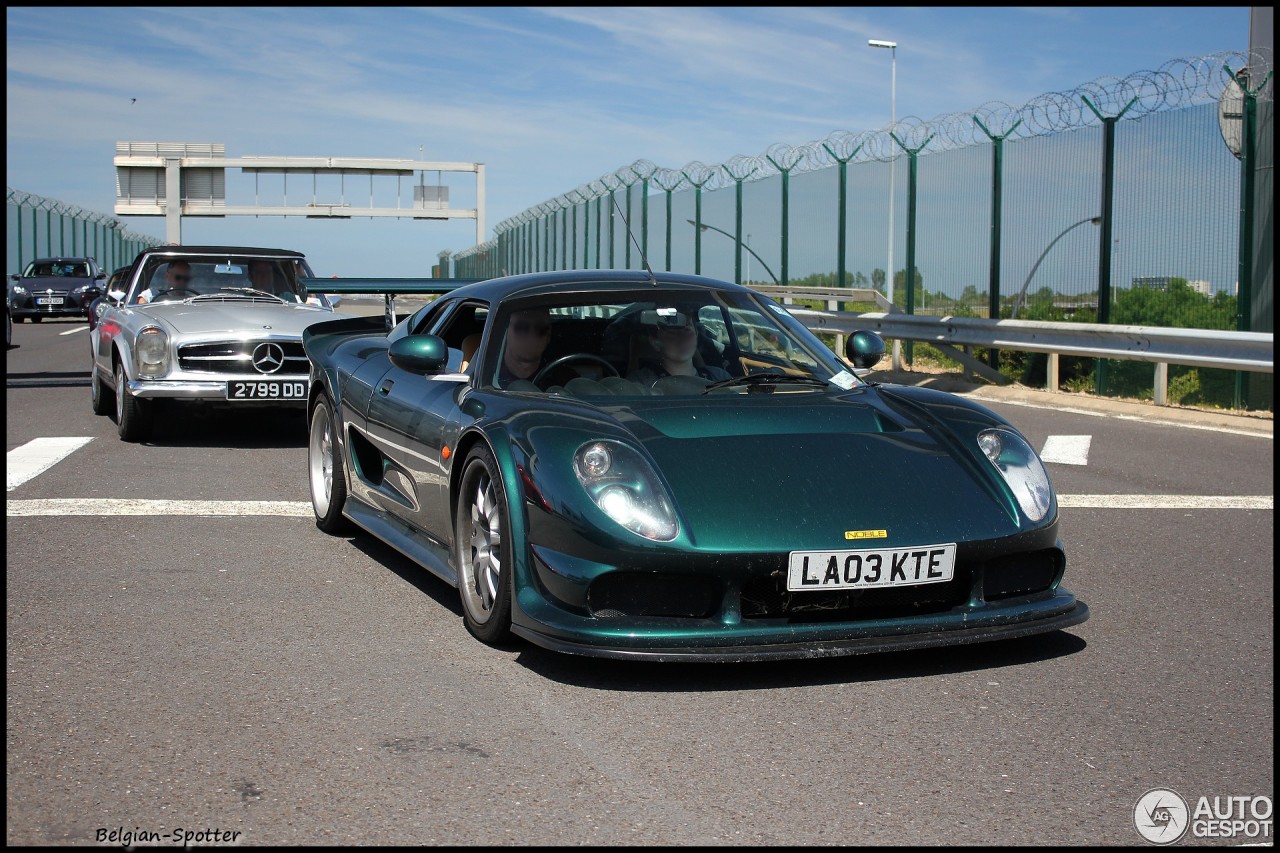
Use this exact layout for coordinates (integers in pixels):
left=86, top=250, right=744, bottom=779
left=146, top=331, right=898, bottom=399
left=302, top=270, right=1088, bottom=662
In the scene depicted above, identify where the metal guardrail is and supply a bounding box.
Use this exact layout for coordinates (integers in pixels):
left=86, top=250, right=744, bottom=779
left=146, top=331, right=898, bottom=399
left=756, top=286, right=1272, bottom=406
left=785, top=308, right=1274, bottom=374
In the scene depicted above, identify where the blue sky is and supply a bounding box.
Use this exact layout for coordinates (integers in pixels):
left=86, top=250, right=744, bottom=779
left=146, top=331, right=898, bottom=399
left=5, top=6, right=1253, bottom=277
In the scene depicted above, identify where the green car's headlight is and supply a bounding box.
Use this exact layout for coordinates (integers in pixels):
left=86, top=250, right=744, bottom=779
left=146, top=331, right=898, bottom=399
left=977, top=428, right=1053, bottom=522
left=134, top=326, right=170, bottom=377
left=573, top=440, right=678, bottom=541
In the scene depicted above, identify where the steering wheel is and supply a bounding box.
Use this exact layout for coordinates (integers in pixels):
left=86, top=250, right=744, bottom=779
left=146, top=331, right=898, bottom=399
left=532, top=353, right=619, bottom=389
left=151, top=287, right=199, bottom=301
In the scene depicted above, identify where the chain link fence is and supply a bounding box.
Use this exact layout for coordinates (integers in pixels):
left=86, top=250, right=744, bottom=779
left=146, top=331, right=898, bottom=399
left=451, top=50, right=1272, bottom=410
left=7, top=187, right=163, bottom=276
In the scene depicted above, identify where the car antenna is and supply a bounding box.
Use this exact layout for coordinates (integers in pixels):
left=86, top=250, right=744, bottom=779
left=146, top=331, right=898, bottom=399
left=610, top=194, right=659, bottom=288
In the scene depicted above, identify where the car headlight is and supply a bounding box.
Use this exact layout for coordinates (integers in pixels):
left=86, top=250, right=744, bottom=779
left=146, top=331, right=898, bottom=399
left=13, top=285, right=27, bottom=295
left=977, top=428, right=1053, bottom=522
left=573, top=440, right=678, bottom=541
left=134, top=326, right=170, bottom=377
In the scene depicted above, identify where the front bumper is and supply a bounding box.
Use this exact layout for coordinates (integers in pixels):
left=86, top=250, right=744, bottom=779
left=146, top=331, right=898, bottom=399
left=512, top=591, right=1089, bottom=662
left=127, top=375, right=309, bottom=404
left=509, top=528, right=1089, bottom=661
left=10, top=296, right=90, bottom=318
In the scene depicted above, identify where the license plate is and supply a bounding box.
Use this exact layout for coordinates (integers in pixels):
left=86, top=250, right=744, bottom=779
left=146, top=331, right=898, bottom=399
left=226, top=380, right=307, bottom=400
left=36, top=297, right=65, bottom=305
left=787, top=543, right=956, bottom=591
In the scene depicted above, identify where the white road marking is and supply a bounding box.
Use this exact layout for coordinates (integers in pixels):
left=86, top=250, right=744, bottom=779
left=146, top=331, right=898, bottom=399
left=1057, top=495, right=1273, bottom=509
left=4, top=495, right=1272, bottom=516
left=1040, top=435, right=1092, bottom=465
left=6, top=437, right=93, bottom=491
left=966, top=394, right=1273, bottom=439
left=58, top=325, right=88, bottom=335
left=6, top=498, right=314, bottom=516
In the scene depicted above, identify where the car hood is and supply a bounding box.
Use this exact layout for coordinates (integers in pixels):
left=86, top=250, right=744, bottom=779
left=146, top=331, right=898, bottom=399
left=136, top=301, right=333, bottom=336
left=537, top=389, right=1030, bottom=552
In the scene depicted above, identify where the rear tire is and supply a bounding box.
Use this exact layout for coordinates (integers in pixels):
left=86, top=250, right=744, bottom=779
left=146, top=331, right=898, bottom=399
left=114, top=360, right=152, bottom=442
left=30, top=316, right=42, bottom=324
left=308, top=394, right=354, bottom=534
left=455, top=445, right=514, bottom=645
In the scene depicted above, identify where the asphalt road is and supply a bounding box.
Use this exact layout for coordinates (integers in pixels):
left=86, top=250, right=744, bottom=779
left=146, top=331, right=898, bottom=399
left=6, top=314, right=1273, bottom=846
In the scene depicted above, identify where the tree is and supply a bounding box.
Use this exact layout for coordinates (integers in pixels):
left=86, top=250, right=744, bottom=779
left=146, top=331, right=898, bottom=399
left=871, top=268, right=885, bottom=292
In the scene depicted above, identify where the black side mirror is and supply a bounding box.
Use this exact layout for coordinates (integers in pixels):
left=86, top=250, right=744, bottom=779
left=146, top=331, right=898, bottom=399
left=844, top=330, right=886, bottom=371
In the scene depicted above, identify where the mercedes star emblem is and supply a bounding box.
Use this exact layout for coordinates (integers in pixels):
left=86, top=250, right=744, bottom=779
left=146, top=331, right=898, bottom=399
left=251, top=342, right=285, bottom=374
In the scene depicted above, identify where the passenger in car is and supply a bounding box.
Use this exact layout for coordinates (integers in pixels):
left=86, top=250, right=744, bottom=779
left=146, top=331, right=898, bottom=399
left=627, top=310, right=731, bottom=387
left=249, top=260, right=298, bottom=301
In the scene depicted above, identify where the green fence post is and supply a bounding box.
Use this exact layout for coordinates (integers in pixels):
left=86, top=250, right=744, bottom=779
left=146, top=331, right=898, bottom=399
left=764, top=155, right=797, bottom=285
left=652, top=171, right=683, bottom=272
left=890, top=132, right=935, bottom=364
left=682, top=170, right=712, bottom=275
left=822, top=142, right=863, bottom=290
left=722, top=163, right=756, bottom=285
left=975, top=116, right=1022, bottom=367
left=1083, top=95, right=1137, bottom=396
left=1227, top=63, right=1271, bottom=410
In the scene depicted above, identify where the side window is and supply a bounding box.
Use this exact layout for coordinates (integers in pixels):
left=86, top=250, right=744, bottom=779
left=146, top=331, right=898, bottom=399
left=431, top=302, right=489, bottom=373
left=409, top=299, right=452, bottom=336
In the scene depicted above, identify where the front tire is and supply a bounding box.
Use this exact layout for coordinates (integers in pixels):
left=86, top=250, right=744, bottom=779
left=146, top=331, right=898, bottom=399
left=455, top=445, right=514, bottom=645
left=90, top=362, right=114, bottom=416
left=114, top=360, right=152, bottom=442
left=308, top=394, right=354, bottom=534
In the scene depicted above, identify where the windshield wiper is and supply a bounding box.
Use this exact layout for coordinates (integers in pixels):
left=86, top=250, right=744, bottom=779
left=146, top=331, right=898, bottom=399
left=702, top=372, right=830, bottom=394
left=214, top=287, right=282, bottom=299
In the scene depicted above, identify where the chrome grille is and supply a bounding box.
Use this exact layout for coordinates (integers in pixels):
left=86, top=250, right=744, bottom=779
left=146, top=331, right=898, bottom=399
left=177, top=340, right=308, bottom=375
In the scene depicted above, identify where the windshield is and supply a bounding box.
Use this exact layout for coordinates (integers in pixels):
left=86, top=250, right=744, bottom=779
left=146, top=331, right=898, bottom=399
left=24, top=260, right=90, bottom=278
left=128, top=256, right=311, bottom=305
left=477, top=288, right=859, bottom=397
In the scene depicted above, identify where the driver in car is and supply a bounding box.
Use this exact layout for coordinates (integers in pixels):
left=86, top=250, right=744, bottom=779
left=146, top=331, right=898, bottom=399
left=136, top=260, right=193, bottom=304
left=497, top=307, right=554, bottom=386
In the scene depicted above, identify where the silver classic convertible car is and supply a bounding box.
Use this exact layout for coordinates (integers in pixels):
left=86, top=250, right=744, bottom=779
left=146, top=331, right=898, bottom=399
left=89, top=245, right=340, bottom=442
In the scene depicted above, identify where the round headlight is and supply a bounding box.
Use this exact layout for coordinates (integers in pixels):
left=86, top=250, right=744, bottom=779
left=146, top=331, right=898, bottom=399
left=977, top=428, right=1053, bottom=523
left=575, top=442, right=612, bottom=479
left=978, top=431, right=1002, bottom=463
left=134, top=326, right=170, bottom=377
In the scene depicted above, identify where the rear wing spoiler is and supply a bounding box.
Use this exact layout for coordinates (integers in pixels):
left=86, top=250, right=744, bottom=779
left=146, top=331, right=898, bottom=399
left=299, top=277, right=482, bottom=328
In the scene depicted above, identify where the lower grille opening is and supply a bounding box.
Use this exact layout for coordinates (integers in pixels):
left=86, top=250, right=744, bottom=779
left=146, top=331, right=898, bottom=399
left=741, top=572, right=968, bottom=621
left=982, top=549, right=1062, bottom=600
left=587, top=573, right=720, bottom=619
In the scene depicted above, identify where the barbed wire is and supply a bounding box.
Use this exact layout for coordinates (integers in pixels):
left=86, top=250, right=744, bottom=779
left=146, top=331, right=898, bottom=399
left=486, top=48, right=1267, bottom=240
left=7, top=186, right=163, bottom=246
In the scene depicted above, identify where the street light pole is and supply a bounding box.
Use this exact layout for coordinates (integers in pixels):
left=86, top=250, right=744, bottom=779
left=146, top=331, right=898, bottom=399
left=869, top=38, right=899, bottom=368
left=1010, top=216, right=1102, bottom=318
left=686, top=220, right=779, bottom=285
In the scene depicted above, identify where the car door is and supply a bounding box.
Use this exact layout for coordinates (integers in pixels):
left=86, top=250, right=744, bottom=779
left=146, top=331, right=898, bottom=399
left=363, top=299, right=478, bottom=542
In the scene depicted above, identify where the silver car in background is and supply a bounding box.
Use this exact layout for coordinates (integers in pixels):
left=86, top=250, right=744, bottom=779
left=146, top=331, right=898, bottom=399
left=90, top=245, right=340, bottom=442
